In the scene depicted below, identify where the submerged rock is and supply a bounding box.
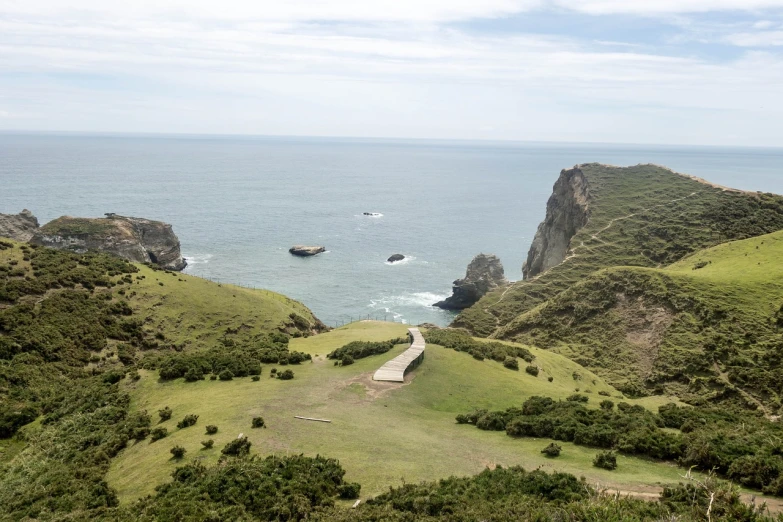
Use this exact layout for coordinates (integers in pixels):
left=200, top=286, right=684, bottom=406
left=0, top=209, right=40, bottom=242
left=523, top=167, right=591, bottom=280
left=387, top=254, right=405, bottom=263
left=289, top=245, right=326, bottom=257
left=434, top=254, right=508, bottom=310
left=31, top=214, right=187, bottom=270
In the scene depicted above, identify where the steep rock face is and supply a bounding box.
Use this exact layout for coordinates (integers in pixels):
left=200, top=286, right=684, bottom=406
left=0, top=209, right=40, bottom=242
left=435, top=254, right=508, bottom=310
left=31, top=214, right=187, bottom=270
left=522, top=167, right=591, bottom=279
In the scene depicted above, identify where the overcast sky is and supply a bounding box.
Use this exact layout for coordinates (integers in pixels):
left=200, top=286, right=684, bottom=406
left=2, top=0, right=783, bottom=146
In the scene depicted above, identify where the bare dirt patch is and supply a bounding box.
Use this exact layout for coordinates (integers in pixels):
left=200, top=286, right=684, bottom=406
left=615, top=294, right=674, bottom=379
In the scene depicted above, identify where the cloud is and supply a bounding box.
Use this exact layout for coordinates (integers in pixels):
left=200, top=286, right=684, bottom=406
left=553, top=0, right=783, bottom=15
left=726, top=30, right=783, bottom=46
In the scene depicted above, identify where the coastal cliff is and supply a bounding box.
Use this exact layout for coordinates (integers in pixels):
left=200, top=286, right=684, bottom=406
left=435, top=253, right=508, bottom=310
left=0, top=210, right=40, bottom=242
left=522, top=167, right=591, bottom=279
left=31, top=214, right=187, bottom=270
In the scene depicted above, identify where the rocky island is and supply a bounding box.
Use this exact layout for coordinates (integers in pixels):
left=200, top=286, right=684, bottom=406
left=289, top=245, right=326, bottom=257
left=387, top=254, right=405, bottom=263
left=26, top=213, right=187, bottom=270
left=434, top=253, right=508, bottom=310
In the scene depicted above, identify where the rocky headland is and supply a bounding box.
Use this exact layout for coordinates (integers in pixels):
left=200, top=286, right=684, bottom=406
left=434, top=253, right=508, bottom=310
left=522, top=167, right=591, bottom=279
left=0, top=210, right=40, bottom=242
left=28, top=213, right=187, bottom=270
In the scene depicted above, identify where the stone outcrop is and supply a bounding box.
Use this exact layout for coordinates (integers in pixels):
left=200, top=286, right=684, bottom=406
left=434, top=254, right=508, bottom=310
left=522, top=167, right=591, bottom=279
left=0, top=209, right=40, bottom=242
left=31, top=213, right=187, bottom=270
left=387, top=254, right=405, bottom=263
left=289, top=245, right=326, bottom=257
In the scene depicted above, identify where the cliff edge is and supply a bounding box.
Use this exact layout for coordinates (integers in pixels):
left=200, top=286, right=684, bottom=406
left=522, top=167, right=591, bottom=279
left=0, top=210, right=40, bottom=242
left=434, top=253, right=508, bottom=310
left=31, top=213, right=187, bottom=270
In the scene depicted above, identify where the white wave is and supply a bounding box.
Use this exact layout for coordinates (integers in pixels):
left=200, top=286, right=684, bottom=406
left=183, top=253, right=213, bottom=265
left=385, top=255, right=415, bottom=266
left=369, top=291, right=450, bottom=309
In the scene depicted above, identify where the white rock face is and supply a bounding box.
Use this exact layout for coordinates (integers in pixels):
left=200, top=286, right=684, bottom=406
left=0, top=209, right=40, bottom=242
left=523, top=167, right=591, bottom=279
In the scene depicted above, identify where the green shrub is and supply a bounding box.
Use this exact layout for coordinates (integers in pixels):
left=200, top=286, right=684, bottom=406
left=170, top=445, right=186, bottom=459
left=541, top=443, right=562, bottom=458
left=205, top=425, right=218, bottom=435
left=277, top=369, right=294, bottom=380
left=600, top=400, right=615, bottom=410
left=422, top=329, right=534, bottom=363
left=503, top=357, right=519, bottom=370
left=327, top=337, right=407, bottom=361
left=158, top=406, right=172, bottom=422
left=251, top=375, right=260, bottom=381
left=218, top=369, right=234, bottom=381
left=221, top=436, right=252, bottom=457
left=593, top=451, right=617, bottom=470
left=341, top=355, right=354, bottom=366
left=201, top=439, right=214, bottom=449
left=151, top=427, right=168, bottom=442
left=525, top=365, right=539, bottom=377
left=338, top=482, right=361, bottom=499
left=176, top=414, right=199, bottom=429
left=252, top=416, right=265, bottom=428
left=567, top=394, right=588, bottom=403
left=547, top=376, right=554, bottom=382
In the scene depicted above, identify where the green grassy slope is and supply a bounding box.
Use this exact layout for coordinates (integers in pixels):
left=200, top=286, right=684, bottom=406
left=454, top=164, right=783, bottom=337
left=496, top=231, right=783, bottom=409
left=108, top=321, right=689, bottom=503
left=122, top=264, right=324, bottom=350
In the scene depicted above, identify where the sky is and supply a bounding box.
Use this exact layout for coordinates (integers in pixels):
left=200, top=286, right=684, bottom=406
left=2, top=0, right=783, bottom=146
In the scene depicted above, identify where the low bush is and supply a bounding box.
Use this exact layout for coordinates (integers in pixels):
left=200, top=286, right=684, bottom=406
left=327, top=337, right=407, bottom=361
left=158, top=406, right=172, bottom=421
left=541, top=443, right=562, bottom=457
left=205, top=425, right=218, bottom=435
left=277, top=369, right=294, bottom=380
left=150, top=427, right=168, bottom=442
left=423, top=329, right=534, bottom=365
left=170, top=445, right=186, bottom=459
left=176, top=414, right=199, bottom=429
left=221, top=436, right=252, bottom=457
left=593, top=451, right=617, bottom=470
left=503, top=357, right=519, bottom=370
left=525, top=365, right=539, bottom=376
left=218, top=369, right=234, bottom=381
left=252, top=416, right=265, bottom=428
left=201, top=439, right=214, bottom=449
left=338, top=482, right=362, bottom=499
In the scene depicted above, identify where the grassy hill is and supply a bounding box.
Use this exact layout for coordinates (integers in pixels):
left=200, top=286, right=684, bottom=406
left=107, top=321, right=690, bottom=503
left=454, top=164, right=783, bottom=337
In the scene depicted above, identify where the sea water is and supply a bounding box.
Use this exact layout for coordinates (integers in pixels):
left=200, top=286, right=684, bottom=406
left=1, top=133, right=781, bottom=326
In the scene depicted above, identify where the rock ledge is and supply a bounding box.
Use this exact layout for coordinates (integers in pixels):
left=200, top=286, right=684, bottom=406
left=434, top=254, right=508, bottom=310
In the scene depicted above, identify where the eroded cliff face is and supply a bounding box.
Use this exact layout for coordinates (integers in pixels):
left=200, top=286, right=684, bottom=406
left=522, top=167, right=591, bottom=279
left=435, top=253, right=508, bottom=310
left=0, top=210, right=40, bottom=242
left=31, top=214, right=187, bottom=270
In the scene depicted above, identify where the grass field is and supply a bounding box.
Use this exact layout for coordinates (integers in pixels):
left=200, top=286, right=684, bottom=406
left=122, top=263, right=322, bottom=349
left=108, top=321, right=693, bottom=503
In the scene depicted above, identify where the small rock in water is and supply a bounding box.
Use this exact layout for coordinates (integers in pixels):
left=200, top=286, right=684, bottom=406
left=387, top=254, right=405, bottom=263
left=363, top=212, right=382, bottom=216
left=289, top=245, right=326, bottom=257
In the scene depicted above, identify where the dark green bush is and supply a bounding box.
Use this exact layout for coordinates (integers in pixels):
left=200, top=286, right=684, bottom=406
left=151, top=427, right=168, bottom=441
left=221, top=436, right=252, bottom=457
left=205, top=425, right=218, bottom=435
left=525, top=365, right=539, bottom=376
left=338, top=482, right=361, bottom=499
left=218, top=369, right=234, bottom=381
left=170, top=445, right=186, bottom=459
left=201, top=439, right=214, bottom=449
left=158, top=406, right=172, bottom=422
left=567, top=394, right=588, bottom=403
left=277, top=369, right=294, bottom=380
left=327, top=337, right=407, bottom=361
left=252, top=416, right=265, bottom=428
left=422, top=329, right=534, bottom=363
left=176, top=414, right=199, bottom=429
left=251, top=375, right=260, bottom=381
left=341, top=355, right=354, bottom=366
left=503, top=357, right=519, bottom=370
left=593, top=451, right=617, bottom=470
left=541, top=443, right=562, bottom=457
left=600, top=400, right=615, bottom=410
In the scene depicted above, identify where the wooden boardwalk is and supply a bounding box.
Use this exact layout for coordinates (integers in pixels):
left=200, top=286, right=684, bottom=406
left=372, top=327, right=425, bottom=382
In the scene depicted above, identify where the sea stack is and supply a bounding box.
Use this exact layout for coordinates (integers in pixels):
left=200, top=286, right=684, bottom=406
left=434, top=254, right=508, bottom=310
left=387, top=254, right=405, bottom=263
left=30, top=214, right=187, bottom=270
left=289, top=245, right=326, bottom=257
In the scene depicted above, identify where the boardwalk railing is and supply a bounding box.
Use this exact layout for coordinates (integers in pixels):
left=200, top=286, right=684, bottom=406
left=372, top=328, right=425, bottom=382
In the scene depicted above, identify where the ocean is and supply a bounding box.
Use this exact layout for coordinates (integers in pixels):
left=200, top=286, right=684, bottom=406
left=1, top=133, right=781, bottom=327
